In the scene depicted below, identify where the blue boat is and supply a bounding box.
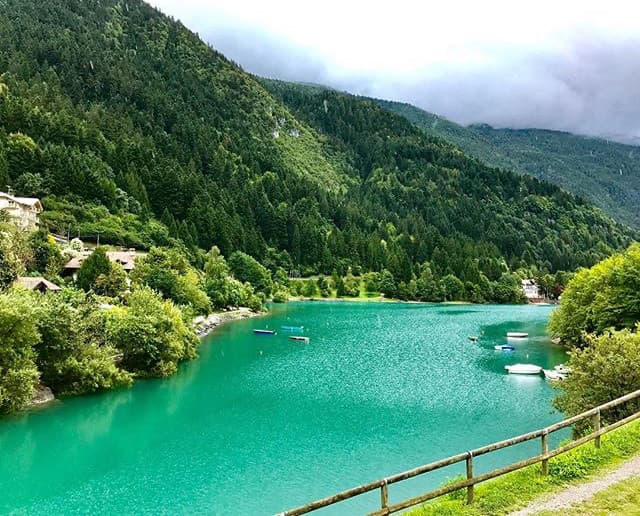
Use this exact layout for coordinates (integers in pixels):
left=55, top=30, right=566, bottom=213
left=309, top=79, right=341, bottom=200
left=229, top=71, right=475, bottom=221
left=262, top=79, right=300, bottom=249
left=494, top=344, right=515, bottom=351
left=281, top=325, right=304, bottom=332
left=253, top=329, right=277, bottom=335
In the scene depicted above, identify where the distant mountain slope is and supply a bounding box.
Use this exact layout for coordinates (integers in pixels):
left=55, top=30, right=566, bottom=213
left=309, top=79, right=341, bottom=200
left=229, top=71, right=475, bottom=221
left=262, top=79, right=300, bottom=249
left=375, top=99, right=640, bottom=227
left=264, top=79, right=634, bottom=274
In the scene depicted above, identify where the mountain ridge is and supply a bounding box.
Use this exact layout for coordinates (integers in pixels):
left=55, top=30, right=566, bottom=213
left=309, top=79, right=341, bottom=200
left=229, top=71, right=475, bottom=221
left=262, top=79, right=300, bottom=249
left=372, top=98, right=640, bottom=227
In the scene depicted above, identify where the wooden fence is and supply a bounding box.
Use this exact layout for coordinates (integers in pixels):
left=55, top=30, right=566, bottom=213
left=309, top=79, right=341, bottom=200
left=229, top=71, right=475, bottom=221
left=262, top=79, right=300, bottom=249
left=278, top=388, right=640, bottom=516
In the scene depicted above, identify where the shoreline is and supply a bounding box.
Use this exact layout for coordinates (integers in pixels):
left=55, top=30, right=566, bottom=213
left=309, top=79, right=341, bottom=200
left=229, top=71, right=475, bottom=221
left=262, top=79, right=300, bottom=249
left=287, top=296, right=474, bottom=305
left=22, top=308, right=265, bottom=413
left=194, top=307, right=265, bottom=337
left=287, top=296, right=556, bottom=306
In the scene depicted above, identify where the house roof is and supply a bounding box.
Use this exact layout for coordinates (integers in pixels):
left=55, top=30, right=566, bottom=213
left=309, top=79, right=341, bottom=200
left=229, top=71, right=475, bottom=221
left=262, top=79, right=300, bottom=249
left=107, top=251, right=140, bottom=270
left=15, top=276, right=62, bottom=292
left=0, top=192, right=43, bottom=210
left=64, top=250, right=142, bottom=271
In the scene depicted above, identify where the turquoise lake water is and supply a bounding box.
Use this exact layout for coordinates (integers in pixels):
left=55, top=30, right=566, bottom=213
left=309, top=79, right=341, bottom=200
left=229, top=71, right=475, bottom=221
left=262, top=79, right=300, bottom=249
left=0, top=302, right=568, bottom=515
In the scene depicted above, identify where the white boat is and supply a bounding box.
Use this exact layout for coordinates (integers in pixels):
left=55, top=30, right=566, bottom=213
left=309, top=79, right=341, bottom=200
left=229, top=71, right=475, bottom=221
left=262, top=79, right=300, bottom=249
left=505, top=363, right=542, bottom=375
left=507, top=332, right=529, bottom=338
left=495, top=345, right=515, bottom=351
left=554, top=364, right=572, bottom=375
left=543, top=369, right=566, bottom=381
left=289, top=336, right=310, bottom=343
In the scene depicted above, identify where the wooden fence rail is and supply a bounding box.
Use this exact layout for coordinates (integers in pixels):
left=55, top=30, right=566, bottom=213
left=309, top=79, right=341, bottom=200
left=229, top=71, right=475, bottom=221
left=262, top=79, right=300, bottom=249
left=277, top=388, right=640, bottom=516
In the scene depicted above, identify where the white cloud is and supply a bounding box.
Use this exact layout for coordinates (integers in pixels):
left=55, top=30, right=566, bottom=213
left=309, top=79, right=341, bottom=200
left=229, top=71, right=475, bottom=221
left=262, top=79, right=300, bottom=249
left=148, top=0, right=640, bottom=139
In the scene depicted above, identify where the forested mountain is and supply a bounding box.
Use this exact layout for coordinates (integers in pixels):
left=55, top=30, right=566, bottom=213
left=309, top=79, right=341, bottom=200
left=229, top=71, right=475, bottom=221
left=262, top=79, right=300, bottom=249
left=0, top=0, right=636, bottom=298
left=375, top=99, right=640, bottom=227
left=0, top=0, right=353, bottom=257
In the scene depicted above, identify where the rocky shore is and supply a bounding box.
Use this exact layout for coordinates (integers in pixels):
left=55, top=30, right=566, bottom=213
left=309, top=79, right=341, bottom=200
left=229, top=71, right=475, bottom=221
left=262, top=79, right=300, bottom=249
left=30, top=384, right=55, bottom=407
left=193, top=307, right=263, bottom=337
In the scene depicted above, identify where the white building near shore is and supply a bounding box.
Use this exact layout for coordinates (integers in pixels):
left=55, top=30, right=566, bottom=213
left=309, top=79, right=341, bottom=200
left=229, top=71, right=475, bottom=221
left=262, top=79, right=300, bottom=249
left=521, top=279, right=543, bottom=302
left=0, top=191, right=43, bottom=231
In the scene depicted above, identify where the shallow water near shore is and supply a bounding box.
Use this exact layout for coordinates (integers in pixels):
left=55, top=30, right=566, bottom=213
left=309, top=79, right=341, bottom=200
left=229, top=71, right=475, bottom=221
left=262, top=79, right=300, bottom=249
left=0, top=302, right=567, bottom=515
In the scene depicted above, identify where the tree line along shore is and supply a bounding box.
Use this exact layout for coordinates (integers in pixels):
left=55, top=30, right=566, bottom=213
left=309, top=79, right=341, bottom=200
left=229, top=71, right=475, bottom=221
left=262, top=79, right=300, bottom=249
left=2, top=206, right=638, bottom=421
left=0, top=211, right=569, bottom=416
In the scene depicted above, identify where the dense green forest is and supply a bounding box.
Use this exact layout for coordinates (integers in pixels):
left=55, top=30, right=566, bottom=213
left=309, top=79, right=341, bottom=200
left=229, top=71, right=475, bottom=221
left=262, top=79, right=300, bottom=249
left=549, top=244, right=640, bottom=426
left=0, top=0, right=636, bottom=305
left=375, top=99, right=640, bottom=227
left=264, top=80, right=634, bottom=274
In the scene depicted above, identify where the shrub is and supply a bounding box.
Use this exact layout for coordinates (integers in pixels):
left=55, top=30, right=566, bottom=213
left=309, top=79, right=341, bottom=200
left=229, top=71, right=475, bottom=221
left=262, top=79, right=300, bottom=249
left=553, top=327, right=640, bottom=428
left=0, top=290, right=40, bottom=414
left=549, top=244, right=640, bottom=347
left=76, top=247, right=111, bottom=292
left=132, top=247, right=211, bottom=314
left=271, top=287, right=289, bottom=303
left=228, top=251, right=273, bottom=295
left=34, top=293, right=131, bottom=395
left=107, top=287, right=198, bottom=377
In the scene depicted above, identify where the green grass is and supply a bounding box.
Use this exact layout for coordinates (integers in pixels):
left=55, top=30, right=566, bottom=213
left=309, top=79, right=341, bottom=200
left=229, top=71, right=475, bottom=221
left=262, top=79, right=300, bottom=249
left=406, top=419, right=640, bottom=515
left=536, top=476, right=640, bottom=515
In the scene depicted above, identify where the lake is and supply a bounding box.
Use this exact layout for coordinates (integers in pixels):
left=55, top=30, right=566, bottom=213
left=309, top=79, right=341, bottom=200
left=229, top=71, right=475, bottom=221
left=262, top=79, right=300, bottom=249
left=0, top=302, right=568, bottom=515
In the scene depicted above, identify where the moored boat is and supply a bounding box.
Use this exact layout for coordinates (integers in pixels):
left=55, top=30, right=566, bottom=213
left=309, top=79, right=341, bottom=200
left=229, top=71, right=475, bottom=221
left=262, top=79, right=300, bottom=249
left=505, top=363, right=542, bottom=375
left=289, top=336, right=310, bottom=343
left=468, top=336, right=479, bottom=342
left=506, top=332, right=529, bottom=338
left=253, top=329, right=277, bottom=335
left=554, top=364, right=572, bottom=375
left=494, top=345, right=515, bottom=351
left=543, top=369, right=566, bottom=381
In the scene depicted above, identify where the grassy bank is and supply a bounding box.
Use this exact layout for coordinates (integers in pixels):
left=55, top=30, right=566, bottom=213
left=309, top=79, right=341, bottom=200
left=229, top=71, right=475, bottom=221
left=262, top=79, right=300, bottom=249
left=407, top=419, right=640, bottom=515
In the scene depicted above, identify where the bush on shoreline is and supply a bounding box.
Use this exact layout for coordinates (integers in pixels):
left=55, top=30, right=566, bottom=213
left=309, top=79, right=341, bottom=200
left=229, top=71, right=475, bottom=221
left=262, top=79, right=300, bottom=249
left=549, top=243, right=640, bottom=429
left=0, top=233, right=269, bottom=415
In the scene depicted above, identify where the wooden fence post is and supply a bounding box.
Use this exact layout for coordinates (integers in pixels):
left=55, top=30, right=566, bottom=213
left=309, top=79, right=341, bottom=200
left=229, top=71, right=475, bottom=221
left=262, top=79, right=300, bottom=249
left=466, top=452, right=474, bottom=504
left=380, top=479, right=389, bottom=512
left=541, top=429, right=549, bottom=475
left=593, top=409, right=601, bottom=448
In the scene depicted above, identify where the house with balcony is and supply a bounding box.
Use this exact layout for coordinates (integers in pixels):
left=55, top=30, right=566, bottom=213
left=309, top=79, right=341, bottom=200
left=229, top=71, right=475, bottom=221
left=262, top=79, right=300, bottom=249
left=521, top=279, right=544, bottom=303
left=0, top=191, right=43, bottom=231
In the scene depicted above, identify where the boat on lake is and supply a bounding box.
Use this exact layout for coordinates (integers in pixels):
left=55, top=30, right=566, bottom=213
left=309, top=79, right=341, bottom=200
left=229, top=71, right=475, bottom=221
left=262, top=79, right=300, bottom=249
left=289, top=336, right=310, bottom=343
left=554, top=364, right=572, bottom=375
left=495, top=344, right=515, bottom=351
left=505, top=363, right=542, bottom=375
left=281, top=325, right=304, bottom=332
left=543, top=369, right=566, bottom=381
left=506, top=332, right=529, bottom=338
left=468, top=336, right=479, bottom=342
left=253, top=329, right=277, bottom=335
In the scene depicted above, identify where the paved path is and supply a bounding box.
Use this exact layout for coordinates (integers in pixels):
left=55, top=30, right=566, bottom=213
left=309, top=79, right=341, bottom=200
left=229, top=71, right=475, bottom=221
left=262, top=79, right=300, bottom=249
left=510, top=454, right=640, bottom=515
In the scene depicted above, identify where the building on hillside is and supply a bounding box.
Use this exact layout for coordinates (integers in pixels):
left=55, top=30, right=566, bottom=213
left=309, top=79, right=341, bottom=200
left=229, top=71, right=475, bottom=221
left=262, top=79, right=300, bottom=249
left=0, top=191, right=43, bottom=231
left=521, top=279, right=544, bottom=303
left=15, top=276, right=62, bottom=293
left=63, top=249, right=143, bottom=279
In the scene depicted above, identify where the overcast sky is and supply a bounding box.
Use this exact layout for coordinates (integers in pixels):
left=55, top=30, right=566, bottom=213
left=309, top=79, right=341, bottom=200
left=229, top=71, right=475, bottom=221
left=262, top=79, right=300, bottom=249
left=148, top=0, right=640, bottom=140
